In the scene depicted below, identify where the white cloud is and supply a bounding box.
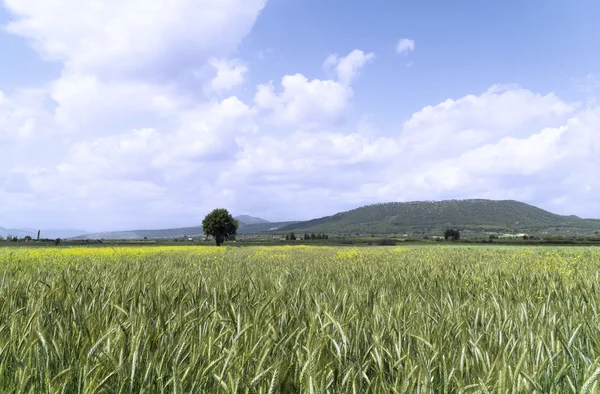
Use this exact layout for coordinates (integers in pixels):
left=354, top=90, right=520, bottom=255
left=3, top=75, right=600, bottom=227
left=1, top=0, right=267, bottom=136
left=396, top=38, right=415, bottom=55
left=457, top=125, right=567, bottom=175
left=4, top=0, right=267, bottom=80
left=0, top=94, right=35, bottom=140
left=254, top=49, right=373, bottom=127
left=56, top=96, right=255, bottom=181
left=323, top=49, right=375, bottom=85
left=233, top=131, right=397, bottom=179
left=2, top=0, right=600, bottom=228
left=209, top=58, right=248, bottom=92
left=399, top=85, right=575, bottom=159
left=0, top=0, right=267, bottom=228
left=50, top=73, right=187, bottom=132
left=0, top=88, right=51, bottom=140
left=254, top=74, right=353, bottom=126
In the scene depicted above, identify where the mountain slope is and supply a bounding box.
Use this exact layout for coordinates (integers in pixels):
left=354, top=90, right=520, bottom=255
left=278, top=199, right=600, bottom=235
left=0, top=227, right=33, bottom=238
left=70, top=226, right=204, bottom=240
left=48, top=199, right=600, bottom=240
left=235, top=215, right=270, bottom=225
left=69, top=221, right=299, bottom=240
left=238, top=221, right=298, bottom=233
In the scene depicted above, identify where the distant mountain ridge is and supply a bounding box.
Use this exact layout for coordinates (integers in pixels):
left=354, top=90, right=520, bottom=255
left=235, top=215, right=270, bottom=225
left=278, top=199, right=600, bottom=235
left=10, top=199, right=600, bottom=241
left=0, top=227, right=89, bottom=239
left=71, top=226, right=205, bottom=241
left=68, top=218, right=298, bottom=240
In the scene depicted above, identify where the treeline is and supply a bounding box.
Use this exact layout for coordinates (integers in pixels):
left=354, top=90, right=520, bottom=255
left=1, top=235, right=62, bottom=244
left=285, top=232, right=329, bottom=240
left=0, top=235, right=36, bottom=242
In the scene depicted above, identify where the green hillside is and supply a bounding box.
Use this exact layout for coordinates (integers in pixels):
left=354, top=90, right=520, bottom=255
left=278, top=199, right=600, bottom=236
left=67, top=199, right=599, bottom=239
left=238, top=221, right=299, bottom=233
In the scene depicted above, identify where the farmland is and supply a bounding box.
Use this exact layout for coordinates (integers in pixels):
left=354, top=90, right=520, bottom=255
left=1, top=245, right=600, bottom=392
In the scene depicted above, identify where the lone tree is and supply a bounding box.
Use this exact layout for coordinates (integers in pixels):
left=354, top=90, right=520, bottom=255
left=202, top=208, right=239, bottom=246
left=444, top=228, right=460, bottom=241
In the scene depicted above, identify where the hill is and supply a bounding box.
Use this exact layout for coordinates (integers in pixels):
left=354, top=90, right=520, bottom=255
left=0, top=227, right=33, bottom=238
left=235, top=215, right=270, bottom=225
left=278, top=199, right=600, bottom=236
left=238, top=221, right=298, bottom=233
left=69, top=226, right=204, bottom=240
left=38, top=199, right=600, bottom=240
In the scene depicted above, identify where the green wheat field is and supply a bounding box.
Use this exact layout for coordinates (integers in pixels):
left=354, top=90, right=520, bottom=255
left=1, top=245, right=600, bottom=393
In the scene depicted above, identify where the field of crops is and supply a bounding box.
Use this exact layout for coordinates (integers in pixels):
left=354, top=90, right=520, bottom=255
left=1, top=245, right=600, bottom=393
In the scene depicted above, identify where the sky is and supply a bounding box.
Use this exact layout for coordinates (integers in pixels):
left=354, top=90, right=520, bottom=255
left=0, top=0, right=599, bottom=231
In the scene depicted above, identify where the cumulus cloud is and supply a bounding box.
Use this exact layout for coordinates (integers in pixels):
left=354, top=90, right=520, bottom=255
left=209, top=58, right=248, bottom=92
left=254, top=75, right=353, bottom=126
left=50, top=74, right=188, bottom=132
left=2, top=0, right=267, bottom=136
left=457, top=125, right=567, bottom=175
left=396, top=38, right=415, bottom=54
left=0, top=88, right=51, bottom=140
left=254, top=49, right=374, bottom=127
left=3, top=0, right=267, bottom=80
left=0, top=0, right=268, bottom=228
left=398, top=84, right=575, bottom=159
left=1, top=1, right=599, bottom=229
left=323, top=49, right=375, bottom=85
left=57, top=96, right=255, bottom=185
left=4, top=76, right=600, bottom=228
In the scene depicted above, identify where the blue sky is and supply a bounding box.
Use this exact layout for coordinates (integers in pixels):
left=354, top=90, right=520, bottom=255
left=249, top=0, right=599, bottom=114
left=0, top=0, right=598, bottom=231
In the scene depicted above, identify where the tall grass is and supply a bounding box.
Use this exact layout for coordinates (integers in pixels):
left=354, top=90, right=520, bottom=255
left=0, top=245, right=599, bottom=392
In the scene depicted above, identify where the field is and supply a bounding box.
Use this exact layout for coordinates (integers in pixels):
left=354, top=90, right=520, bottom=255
left=1, top=245, right=600, bottom=393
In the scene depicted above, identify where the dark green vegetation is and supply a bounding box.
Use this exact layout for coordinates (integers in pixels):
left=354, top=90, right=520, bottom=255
left=279, top=199, right=600, bottom=236
left=202, top=208, right=239, bottom=246
left=237, top=221, right=299, bottom=234
left=2, top=245, right=600, bottom=392
left=444, top=228, right=461, bottom=241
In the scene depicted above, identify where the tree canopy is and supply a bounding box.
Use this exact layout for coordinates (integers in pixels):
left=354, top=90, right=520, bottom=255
left=444, top=228, right=460, bottom=241
left=202, top=208, right=239, bottom=246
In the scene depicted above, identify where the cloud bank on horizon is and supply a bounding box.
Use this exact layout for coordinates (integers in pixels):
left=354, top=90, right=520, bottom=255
left=0, top=0, right=598, bottom=231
